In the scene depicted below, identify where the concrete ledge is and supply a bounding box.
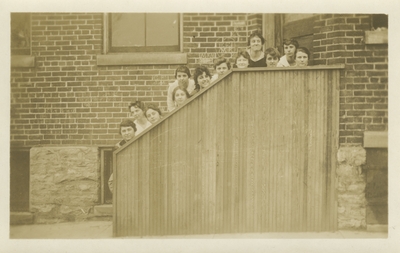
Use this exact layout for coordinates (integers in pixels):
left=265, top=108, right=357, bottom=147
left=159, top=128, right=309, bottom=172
left=367, top=224, right=388, bottom=232
left=10, top=212, right=34, bottom=225
left=364, top=131, right=388, bottom=148
left=11, top=55, right=35, bottom=68
left=93, top=204, right=113, bottom=216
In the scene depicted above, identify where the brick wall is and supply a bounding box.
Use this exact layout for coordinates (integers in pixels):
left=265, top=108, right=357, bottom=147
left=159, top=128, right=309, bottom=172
left=313, top=14, right=388, bottom=145
left=10, top=13, right=263, bottom=148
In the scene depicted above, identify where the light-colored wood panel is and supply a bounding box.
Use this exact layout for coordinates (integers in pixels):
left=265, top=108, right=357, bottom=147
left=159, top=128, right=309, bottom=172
left=114, top=68, right=342, bottom=236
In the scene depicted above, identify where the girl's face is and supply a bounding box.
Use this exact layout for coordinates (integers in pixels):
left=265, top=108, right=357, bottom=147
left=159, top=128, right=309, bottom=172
left=250, top=35, right=262, bottom=52
left=284, top=44, right=296, bottom=57
left=197, top=72, right=211, bottom=88
left=176, top=71, right=189, bottom=82
left=266, top=54, right=279, bottom=67
left=236, top=56, right=249, bottom=68
left=174, top=89, right=188, bottom=105
left=120, top=126, right=135, bottom=141
left=215, top=63, right=229, bottom=75
left=130, top=106, right=144, bottom=121
left=295, top=51, right=309, bottom=67
left=145, top=109, right=161, bottom=124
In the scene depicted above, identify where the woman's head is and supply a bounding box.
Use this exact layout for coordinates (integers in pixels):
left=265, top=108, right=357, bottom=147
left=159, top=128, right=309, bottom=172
left=247, top=31, right=265, bottom=52
left=119, top=119, right=136, bottom=141
left=145, top=104, right=162, bottom=124
left=213, top=57, right=231, bottom=75
left=172, top=86, right=190, bottom=107
left=234, top=50, right=250, bottom=69
left=174, top=66, right=191, bottom=79
left=128, top=101, right=146, bottom=121
left=295, top=47, right=310, bottom=67
left=283, top=38, right=299, bottom=58
left=265, top=47, right=281, bottom=67
left=193, top=66, right=212, bottom=90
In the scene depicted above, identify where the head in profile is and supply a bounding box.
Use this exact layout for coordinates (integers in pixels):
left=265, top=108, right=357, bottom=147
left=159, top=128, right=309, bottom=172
left=172, top=86, right=191, bottom=108
left=234, top=50, right=250, bottom=69
left=265, top=47, right=281, bottom=67
left=295, top=47, right=311, bottom=67
left=128, top=101, right=146, bottom=121
left=145, top=104, right=162, bottom=124
left=193, top=66, right=212, bottom=90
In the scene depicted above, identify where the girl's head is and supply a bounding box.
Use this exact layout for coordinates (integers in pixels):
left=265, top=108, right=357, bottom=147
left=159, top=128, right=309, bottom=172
left=145, top=104, right=162, bottom=124
left=193, top=66, right=212, bottom=90
left=283, top=38, right=299, bottom=58
left=172, top=86, right=190, bottom=107
left=174, top=66, right=191, bottom=81
left=247, top=31, right=265, bottom=52
left=119, top=119, right=136, bottom=141
left=234, top=50, right=250, bottom=69
left=213, top=57, right=231, bottom=75
left=128, top=101, right=146, bottom=121
left=295, top=47, right=310, bottom=67
left=265, top=48, right=281, bottom=67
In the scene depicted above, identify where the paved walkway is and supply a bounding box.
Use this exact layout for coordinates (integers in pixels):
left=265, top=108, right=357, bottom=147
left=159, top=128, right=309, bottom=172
left=10, top=221, right=388, bottom=239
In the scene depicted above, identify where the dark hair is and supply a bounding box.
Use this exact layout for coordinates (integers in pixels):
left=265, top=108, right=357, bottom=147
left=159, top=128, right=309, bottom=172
left=283, top=38, right=299, bottom=49
left=174, top=66, right=191, bottom=79
left=172, top=86, right=190, bottom=102
left=213, top=57, right=231, bottom=70
left=247, top=31, right=265, bottom=46
left=119, top=119, right=136, bottom=134
left=128, top=101, right=145, bottom=112
left=296, top=47, right=310, bottom=59
left=265, top=47, right=281, bottom=58
left=145, top=104, right=162, bottom=118
left=233, top=50, right=250, bottom=68
left=193, top=66, right=212, bottom=91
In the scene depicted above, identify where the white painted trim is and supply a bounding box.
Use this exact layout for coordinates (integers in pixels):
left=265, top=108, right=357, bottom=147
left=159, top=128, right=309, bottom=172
left=364, top=131, right=388, bottom=148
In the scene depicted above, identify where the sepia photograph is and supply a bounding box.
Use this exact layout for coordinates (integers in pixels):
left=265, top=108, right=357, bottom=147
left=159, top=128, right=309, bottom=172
left=3, top=0, right=399, bottom=252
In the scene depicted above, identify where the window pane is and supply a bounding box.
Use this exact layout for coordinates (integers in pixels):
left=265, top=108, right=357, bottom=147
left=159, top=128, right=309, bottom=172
left=111, top=13, right=145, bottom=47
left=146, top=13, right=179, bottom=47
left=11, top=13, right=30, bottom=55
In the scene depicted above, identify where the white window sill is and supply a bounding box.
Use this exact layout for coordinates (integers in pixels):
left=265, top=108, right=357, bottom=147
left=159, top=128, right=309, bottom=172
left=11, top=55, right=35, bottom=68
left=364, top=30, right=388, bottom=44
left=364, top=131, right=388, bottom=148
left=96, top=52, right=187, bottom=66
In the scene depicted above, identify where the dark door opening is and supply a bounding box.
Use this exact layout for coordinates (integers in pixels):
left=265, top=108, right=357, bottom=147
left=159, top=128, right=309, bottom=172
left=10, top=148, right=30, bottom=212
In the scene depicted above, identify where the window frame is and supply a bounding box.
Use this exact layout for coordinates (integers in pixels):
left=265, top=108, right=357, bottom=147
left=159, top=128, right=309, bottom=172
left=98, top=13, right=186, bottom=66
left=11, top=13, right=35, bottom=68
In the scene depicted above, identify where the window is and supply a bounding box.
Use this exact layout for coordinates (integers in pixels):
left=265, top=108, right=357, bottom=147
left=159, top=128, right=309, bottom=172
left=109, top=13, right=180, bottom=53
left=11, top=13, right=31, bottom=55
left=98, top=13, right=186, bottom=66
left=372, top=14, right=388, bottom=30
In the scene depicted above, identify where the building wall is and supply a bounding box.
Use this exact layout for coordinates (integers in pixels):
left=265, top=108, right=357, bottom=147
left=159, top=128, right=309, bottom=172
left=312, top=14, right=388, bottom=145
left=10, top=13, right=263, bottom=148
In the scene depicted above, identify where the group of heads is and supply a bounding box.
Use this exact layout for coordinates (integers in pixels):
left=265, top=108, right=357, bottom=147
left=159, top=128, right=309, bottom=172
left=234, top=31, right=311, bottom=68
left=119, top=101, right=163, bottom=141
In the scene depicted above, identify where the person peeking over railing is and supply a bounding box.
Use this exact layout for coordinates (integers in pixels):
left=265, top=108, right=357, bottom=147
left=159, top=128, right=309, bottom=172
left=294, top=47, right=311, bottom=67
left=246, top=30, right=267, bottom=67
left=145, top=103, right=163, bottom=124
left=191, top=65, right=212, bottom=96
left=170, top=86, right=191, bottom=112
left=233, top=50, right=250, bottom=69
left=167, top=66, right=196, bottom=112
left=128, top=100, right=152, bottom=135
left=277, top=38, right=299, bottom=67
left=265, top=47, right=281, bottom=68
left=210, top=57, right=231, bottom=84
left=108, top=119, right=137, bottom=194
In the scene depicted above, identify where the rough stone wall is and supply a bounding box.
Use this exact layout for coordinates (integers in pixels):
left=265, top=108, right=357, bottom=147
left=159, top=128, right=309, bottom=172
left=337, top=146, right=367, bottom=229
left=30, top=146, right=100, bottom=223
